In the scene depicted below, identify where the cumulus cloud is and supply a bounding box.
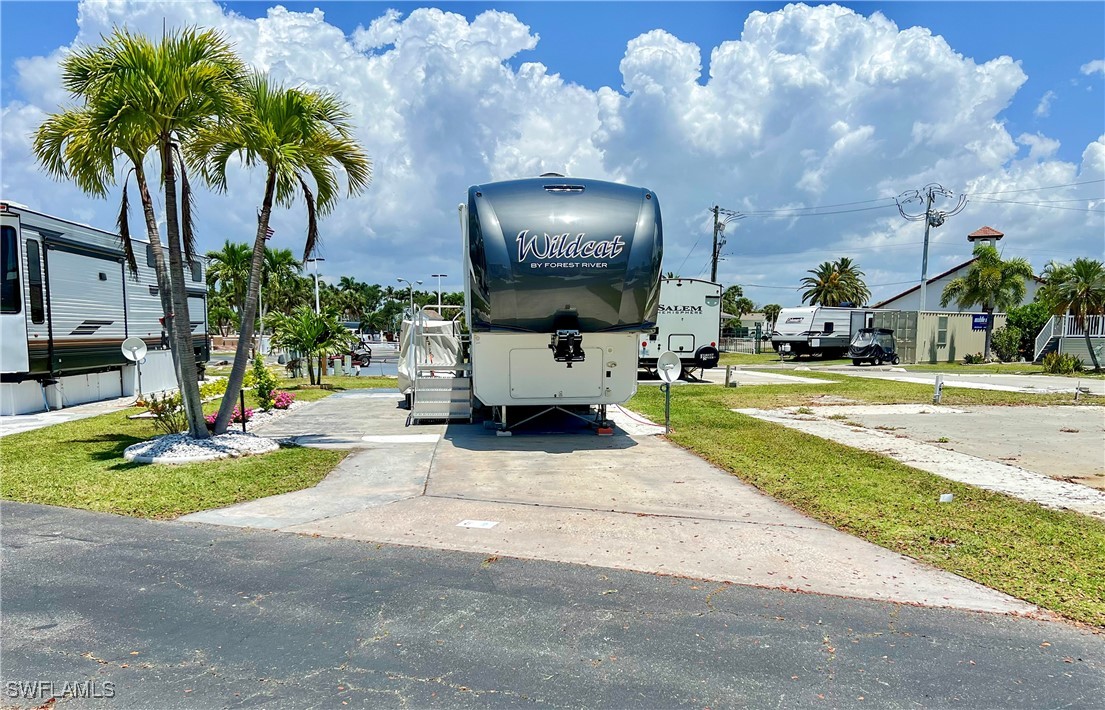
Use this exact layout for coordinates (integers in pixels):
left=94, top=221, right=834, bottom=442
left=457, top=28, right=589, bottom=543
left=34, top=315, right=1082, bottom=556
left=2, top=0, right=1101, bottom=308
left=1034, top=90, right=1056, bottom=118
left=1081, top=59, right=1105, bottom=76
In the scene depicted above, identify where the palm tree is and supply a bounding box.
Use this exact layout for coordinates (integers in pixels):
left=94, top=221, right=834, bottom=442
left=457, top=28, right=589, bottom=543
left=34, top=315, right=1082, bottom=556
left=763, top=304, right=782, bottom=331
left=191, top=73, right=371, bottom=434
left=833, top=257, right=870, bottom=306
left=940, top=244, right=1034, bottom=361
left=269, top=305, right=356, bottom=385
left=800, top=262, right=842, bottom=306
left=800, top=259, right=870, bottom=306
left=206, top=240, right=252, bottom=319
left=1038, top=258, right=1105, bottom=371
left=34, top=27, right=246, bottom=438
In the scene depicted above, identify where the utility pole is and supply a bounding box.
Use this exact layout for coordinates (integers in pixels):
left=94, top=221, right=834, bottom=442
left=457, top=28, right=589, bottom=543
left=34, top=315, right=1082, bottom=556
left=710, top=205, right=742, bottom=283
left=431, top=273, right=447, bottom=311
left=896, top=184, right=967, bottom=311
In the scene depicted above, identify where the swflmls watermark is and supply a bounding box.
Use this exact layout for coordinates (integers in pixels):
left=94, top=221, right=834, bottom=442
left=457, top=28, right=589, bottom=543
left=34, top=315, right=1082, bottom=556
left=5, top=680, right=116, bottom=700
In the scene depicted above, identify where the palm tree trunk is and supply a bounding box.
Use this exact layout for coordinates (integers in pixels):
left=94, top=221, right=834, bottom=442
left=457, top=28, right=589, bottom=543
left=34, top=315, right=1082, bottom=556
left=133, top=163, right=181, bottom=381
left=983, top=306, right=995, bottom=361
left=213, top=171, right=277, bottom=434
left=160, top=138, right=209, bottom=439
left=306, top=354, right=316, bottom=385
left=1084, top=322, right=1102, bottom=372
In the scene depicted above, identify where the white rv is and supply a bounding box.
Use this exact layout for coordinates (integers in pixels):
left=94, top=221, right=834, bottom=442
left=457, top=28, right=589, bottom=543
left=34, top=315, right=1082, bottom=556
left=0, top=202, right=208, bottom=415
left=460, top=176, right=663, bottom=432
left=639, top=278, right=721, bottom=375
left=770, top=306, right=862, bottom=357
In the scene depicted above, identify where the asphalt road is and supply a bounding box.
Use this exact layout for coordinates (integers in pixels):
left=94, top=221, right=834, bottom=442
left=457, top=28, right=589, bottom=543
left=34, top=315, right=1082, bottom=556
left=3, top=502, right=1103, bottom=709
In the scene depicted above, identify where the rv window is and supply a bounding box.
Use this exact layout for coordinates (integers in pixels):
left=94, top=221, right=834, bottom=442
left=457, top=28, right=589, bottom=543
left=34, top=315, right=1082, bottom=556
left=146, top=244, right=155, bottom=268
left=1, top=226, right=20, bottom=314
left=823, top=322, right=834, bottom=334
left=937, top=316, right=948, bottom=347
left=26, top=239, right=44, bottom=324
left=190, top=260, right=202, bottom=283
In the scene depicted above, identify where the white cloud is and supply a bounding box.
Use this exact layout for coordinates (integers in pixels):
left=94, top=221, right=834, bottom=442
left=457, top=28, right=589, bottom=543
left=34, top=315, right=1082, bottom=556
left=1081, top=59, right=1105, bottom=76
left=1034, top=90, right=1056, bottom=118
left=2, top=0, right=1102, bottom=309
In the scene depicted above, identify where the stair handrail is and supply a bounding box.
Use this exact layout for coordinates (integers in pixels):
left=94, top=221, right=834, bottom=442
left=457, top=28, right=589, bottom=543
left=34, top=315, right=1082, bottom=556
left=1033, top=314, right=1060, bottom=362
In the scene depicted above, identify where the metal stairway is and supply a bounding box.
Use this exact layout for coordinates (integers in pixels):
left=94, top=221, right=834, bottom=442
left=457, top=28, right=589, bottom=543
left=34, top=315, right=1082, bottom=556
left=407, top=307, right=473, bottom=424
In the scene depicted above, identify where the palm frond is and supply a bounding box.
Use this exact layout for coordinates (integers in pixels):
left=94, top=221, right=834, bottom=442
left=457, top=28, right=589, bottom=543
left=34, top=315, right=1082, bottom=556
left=116, top=170, right=139, bottom=277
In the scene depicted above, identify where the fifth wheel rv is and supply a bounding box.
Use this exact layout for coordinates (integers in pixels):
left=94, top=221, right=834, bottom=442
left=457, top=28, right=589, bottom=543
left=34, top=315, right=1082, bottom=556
left=639, top=278, right=721, bottom=376
left=0, top=201, right=209, bottom=415
left=462, top=175, right=663, bottom=431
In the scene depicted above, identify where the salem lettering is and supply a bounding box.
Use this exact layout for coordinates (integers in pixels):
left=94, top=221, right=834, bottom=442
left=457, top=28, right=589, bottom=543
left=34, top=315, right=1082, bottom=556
left=517, top=230, right=625, bottom=262
left=659, top=305, right=703, bottom=314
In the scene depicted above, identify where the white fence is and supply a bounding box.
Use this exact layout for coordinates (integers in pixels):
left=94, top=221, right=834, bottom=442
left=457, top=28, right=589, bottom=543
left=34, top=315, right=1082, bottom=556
left=720, top=337, right=759, bottom=354
left=1064, top=314, right=1105, bottom=337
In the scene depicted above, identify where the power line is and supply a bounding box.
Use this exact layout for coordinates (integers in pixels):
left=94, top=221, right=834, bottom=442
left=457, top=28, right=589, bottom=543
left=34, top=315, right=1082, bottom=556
left=742, top=196, right=896, bottom=215
left=965, top=178, right=1105, bottom=196
left=744, top=203, right=896, bottom=218
left=969, top=196, right=1105, bottom=213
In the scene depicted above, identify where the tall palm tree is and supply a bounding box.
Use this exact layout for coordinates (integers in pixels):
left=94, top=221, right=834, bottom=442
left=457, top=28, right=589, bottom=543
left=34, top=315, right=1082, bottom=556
left=800, top=262, right=843, bottom=306
left=206, top=240, right=252, bottom=319
left=1038, top=258, right=1105, bottom=371
left=191, top=73, right=371, bottom=434
left=940, top=244, right=1034, bottom=361
left=800, top=259, right=870, bottom=306
left=34, top=27, right=247, bottom=438
left=833, top=257, right=870, bottom=306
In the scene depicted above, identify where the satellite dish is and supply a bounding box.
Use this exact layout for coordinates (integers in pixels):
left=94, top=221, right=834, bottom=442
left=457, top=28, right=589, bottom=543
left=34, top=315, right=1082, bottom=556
left=656, top=351, right=682, bottom=384
left=121, top=336, right=147, bottom=362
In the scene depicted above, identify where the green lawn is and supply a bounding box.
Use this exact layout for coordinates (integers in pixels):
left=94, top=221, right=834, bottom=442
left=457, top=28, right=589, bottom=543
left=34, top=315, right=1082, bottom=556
left=729, top=369, right=1089, bottom=408
left=626, top=383, right=1105, bottom=626
left=0, top=376, right=399, bottom=519
left=0, top=408, right=346, bottom=519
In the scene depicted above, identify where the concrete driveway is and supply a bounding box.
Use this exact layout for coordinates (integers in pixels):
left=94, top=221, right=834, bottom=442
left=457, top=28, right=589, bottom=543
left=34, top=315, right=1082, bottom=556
left=817, top=366, right=1105, bottom=395
left=184, top=390, right=1039, bottom=617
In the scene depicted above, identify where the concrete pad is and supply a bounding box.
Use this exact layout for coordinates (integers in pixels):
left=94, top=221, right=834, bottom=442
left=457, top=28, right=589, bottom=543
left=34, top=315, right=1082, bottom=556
left=735, top=406, right=1105, bottom=518
left=187, top=387, right=1041, bottom=616
left=288, top=496, right=1035, bottom=615
left=823, top=368, right=1105, bottom=395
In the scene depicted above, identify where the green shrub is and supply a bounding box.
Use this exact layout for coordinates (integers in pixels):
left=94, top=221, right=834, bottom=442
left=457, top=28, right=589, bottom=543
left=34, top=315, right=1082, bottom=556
left=251, top=357, right=279, bottom=411
left=991, top=325, right=1022, bottom=362
left=1042, top=351, right=1085, bottom=374
left=1007, top=302, right=1051, bottom=359
left=199, top=378, right=228, bottom=400
left=963, top=352, right=985, bottom=364
left=139, top=392, right=187, bottom=435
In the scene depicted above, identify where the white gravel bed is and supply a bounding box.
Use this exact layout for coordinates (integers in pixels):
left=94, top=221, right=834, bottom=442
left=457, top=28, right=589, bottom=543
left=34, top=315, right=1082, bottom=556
left=124, top=432, right=279, bottom=464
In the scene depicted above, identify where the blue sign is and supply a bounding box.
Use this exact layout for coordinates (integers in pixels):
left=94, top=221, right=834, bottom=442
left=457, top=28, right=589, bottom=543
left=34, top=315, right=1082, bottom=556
left=972, top=314, right=988, bottom=330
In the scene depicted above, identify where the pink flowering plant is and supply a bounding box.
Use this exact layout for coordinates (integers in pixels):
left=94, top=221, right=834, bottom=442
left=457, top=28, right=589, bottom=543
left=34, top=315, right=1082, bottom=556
left=273, top=391, right=295, bottom=410
left=206, top=406, right=252, bottom=428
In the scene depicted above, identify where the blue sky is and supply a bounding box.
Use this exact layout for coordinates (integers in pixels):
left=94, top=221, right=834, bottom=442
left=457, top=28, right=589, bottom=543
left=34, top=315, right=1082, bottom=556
left=1, top=1, right=1102, bottom=305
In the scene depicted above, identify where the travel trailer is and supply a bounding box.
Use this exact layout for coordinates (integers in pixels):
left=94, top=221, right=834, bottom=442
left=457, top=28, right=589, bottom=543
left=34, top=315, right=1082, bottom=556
left=639, top=278, right=721, bottom=376
left=456, top=175, right=663, bottom=432
left=771, top=306, right=868, bottom=357
left=0, top=201, right=208, bottom=415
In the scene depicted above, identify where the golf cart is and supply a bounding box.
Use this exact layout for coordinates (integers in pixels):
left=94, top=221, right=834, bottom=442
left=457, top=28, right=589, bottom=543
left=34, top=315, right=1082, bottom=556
left=848, top=327, right=899, bottom=366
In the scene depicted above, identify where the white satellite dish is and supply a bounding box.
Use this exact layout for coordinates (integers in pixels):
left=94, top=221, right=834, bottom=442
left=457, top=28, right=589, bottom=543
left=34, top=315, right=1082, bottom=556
left=656, top=351, right=682, bottom=384
left=121, top=336, right=147, bottom=361
left=121, top=337, right=147, bottom=397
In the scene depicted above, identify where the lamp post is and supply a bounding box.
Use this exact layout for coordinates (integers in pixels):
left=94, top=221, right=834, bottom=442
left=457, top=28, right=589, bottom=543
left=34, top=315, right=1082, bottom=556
left=430, top=273, right=447, bottom=310
left=397, top=277, right=422, bottom=320
left=306, top=257, right=325, bottom=314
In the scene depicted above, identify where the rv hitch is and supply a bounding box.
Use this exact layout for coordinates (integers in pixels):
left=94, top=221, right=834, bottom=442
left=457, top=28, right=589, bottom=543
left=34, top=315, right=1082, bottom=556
left=549, top=329, right=585, bottom=368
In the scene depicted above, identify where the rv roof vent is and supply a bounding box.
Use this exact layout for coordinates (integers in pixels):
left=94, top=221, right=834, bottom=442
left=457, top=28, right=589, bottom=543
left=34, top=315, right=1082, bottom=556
left=543, top=183, right=585, bottom=193
left=539, top=172, right=565, bottom=177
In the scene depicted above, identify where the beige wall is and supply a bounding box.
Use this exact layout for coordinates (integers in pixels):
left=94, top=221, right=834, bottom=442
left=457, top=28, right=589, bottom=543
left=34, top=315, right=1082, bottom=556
left=916, top=312, right=1007, bottom=363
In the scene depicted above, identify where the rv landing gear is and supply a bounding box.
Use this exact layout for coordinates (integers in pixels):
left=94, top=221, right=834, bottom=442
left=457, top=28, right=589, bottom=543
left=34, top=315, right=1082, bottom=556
left=494, top=404, right=613, bottom=436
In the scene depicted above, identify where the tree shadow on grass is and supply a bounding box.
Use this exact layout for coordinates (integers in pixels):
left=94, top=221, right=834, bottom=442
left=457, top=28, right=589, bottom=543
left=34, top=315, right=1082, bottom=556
left=74, top=433, right=146, bottom=462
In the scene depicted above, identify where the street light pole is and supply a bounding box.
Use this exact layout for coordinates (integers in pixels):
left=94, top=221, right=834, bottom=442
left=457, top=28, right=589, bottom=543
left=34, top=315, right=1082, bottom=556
left=396, top=277, right=423, bottom=321
left=306, top=257, right=325, bottom=314
left=431, top=273, right=447, bottom=311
